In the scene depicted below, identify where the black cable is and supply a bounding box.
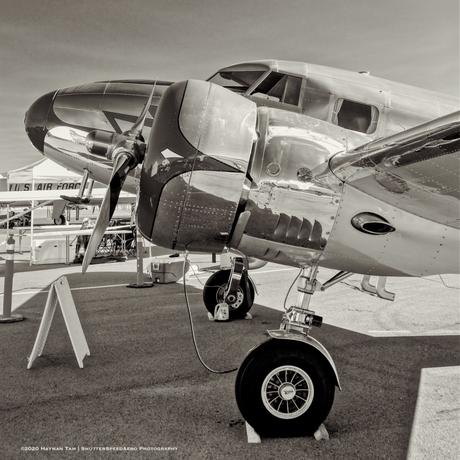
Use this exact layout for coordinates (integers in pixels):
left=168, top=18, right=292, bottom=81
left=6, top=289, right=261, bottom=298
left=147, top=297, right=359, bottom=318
left=283, top=267, right=303, bottom=311
left=182, top=251, right=238, bottom=374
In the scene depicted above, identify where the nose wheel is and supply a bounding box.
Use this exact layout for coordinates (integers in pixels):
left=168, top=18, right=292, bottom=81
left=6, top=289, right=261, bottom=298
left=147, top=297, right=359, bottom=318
left=235, top=338, right=335, bottom=437
left=203, top=269, right=255, bottom=320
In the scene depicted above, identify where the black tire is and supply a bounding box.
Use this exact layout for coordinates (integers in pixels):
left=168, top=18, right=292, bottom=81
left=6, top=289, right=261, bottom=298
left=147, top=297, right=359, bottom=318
left=235, top=338, right=335, bottom=437
left=203, top=269, right=255, bottom=320
left=53, top=214, right=66, bottom=225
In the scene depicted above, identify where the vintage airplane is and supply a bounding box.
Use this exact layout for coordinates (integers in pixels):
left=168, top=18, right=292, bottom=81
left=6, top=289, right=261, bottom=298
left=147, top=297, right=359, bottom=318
left=24, top=60, right=459, bottom=437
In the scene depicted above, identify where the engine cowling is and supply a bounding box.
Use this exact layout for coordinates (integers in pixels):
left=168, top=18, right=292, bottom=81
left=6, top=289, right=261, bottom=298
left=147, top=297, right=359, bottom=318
left=138, top=80, right=257, bottom=252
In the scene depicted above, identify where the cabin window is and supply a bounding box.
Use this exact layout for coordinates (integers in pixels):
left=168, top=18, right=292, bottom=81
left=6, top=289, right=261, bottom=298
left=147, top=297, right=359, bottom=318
left=302, top=86, right=331, bottom=121
left=207, top=70, right=266, bottom=93
left=332, top=99, right=379, bottom=134
left=250, top=72, right=303, bottom=107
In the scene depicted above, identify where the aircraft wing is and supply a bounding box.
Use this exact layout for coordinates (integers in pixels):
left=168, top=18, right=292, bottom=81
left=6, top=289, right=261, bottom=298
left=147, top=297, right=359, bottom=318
left=330, top=111, right=460, bottom=228
left=16, top=225, right=133, bottom=238
left=0, top=189, right=136, bottom=206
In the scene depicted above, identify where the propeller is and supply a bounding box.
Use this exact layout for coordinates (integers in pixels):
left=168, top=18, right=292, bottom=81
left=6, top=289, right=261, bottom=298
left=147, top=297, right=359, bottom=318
left=81, top=87, right=155, bottom=273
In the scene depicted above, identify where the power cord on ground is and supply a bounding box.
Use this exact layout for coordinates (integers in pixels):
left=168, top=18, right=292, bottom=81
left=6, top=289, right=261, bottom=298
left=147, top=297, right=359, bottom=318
left=182, top=251, right=238, bottom=374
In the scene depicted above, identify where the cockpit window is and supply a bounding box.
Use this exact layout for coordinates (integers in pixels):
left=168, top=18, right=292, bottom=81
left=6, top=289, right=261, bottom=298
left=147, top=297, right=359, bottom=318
left=333, top=99, right=379, bottom=134
left=302, top=86, right=331, bottom=121
left=250, top=72, right=303, bottom=107
left=207, top=70, right=266, bottom=92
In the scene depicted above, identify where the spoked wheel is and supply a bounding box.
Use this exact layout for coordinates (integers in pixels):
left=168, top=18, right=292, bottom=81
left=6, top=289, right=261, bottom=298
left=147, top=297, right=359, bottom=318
left=235, top=338, right=335, bottom=437
left=203, top=269, right=255, bottom=320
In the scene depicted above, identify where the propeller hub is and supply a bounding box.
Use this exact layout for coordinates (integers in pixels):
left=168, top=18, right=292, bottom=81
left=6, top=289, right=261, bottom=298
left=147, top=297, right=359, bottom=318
left=86, top=130, right=146, bottom=168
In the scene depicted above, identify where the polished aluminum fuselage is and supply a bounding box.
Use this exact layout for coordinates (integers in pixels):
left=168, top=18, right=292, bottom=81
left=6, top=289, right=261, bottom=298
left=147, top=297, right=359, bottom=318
left=28, top=61, right=460, bottom=276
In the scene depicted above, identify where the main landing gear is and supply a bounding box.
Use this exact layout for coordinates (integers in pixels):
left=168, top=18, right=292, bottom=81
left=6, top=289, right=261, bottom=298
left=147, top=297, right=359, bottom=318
left=60, top=168, right=95, bottom=205
left=53, top=214, right=66, bottom=225
left=56, top=168, right=95, bottom=225
left=203, top=257, right=255, bottom=320
left=235, top=265, right=350, bottom=437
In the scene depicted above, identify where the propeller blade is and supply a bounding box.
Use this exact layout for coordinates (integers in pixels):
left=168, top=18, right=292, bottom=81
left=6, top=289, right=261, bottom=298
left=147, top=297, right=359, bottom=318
left=81, top=154, right=132, bottom=273
left=125, top=83, right=156, bottom=138
left=82, top=85, right=155, bottom=273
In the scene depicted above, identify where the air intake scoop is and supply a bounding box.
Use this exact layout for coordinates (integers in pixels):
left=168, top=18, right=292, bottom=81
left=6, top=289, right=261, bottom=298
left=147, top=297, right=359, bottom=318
left=351, top=212, right=395, bottom=235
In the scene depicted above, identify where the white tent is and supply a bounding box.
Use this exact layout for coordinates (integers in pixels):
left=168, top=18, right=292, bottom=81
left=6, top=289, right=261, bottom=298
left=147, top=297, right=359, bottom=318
left=0, top=172, right=7, bottom=191
left=7, top=158, right=82, bottom=191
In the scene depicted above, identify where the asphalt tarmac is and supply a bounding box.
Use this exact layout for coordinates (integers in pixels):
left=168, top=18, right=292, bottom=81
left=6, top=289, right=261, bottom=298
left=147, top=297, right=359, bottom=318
left=0, top=262, right=459, bottom=459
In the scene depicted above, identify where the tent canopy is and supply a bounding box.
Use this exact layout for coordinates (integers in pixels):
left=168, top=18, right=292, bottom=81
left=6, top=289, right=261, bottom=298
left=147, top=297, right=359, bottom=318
left=7, top=158, right=81, bottom=184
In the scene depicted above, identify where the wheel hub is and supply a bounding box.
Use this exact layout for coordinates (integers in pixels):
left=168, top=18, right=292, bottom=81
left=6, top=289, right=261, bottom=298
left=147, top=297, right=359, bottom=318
left=217, top=287, right=244, bottom=310
left=279, top=383, right=296, bottom=400
left=261, top=365, right=314, bottom=420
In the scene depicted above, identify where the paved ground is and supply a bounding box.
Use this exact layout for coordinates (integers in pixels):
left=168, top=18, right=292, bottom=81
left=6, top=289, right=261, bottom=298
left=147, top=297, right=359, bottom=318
left=0, top=257, right=459, bottom=459
left=407, top=366, right=460, bottom=459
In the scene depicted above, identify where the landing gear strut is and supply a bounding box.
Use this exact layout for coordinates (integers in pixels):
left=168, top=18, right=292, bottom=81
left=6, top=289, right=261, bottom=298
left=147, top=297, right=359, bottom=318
left=61, top=168, right=94, bottom=205
left=235, top=265, right=346, bottom=437
left=203, top=257, right=255, bottom=320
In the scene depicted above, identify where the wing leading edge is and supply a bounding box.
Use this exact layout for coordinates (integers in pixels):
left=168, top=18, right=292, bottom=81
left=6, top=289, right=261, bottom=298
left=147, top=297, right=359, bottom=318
left=330, top=111, right=460, bottom=228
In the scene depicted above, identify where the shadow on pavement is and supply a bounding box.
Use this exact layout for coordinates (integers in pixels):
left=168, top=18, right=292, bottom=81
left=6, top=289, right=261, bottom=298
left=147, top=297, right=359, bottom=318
left=0, top=273, right=458, bottom=458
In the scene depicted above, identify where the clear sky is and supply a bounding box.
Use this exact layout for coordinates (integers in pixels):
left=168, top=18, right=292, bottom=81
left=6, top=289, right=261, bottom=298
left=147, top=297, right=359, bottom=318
left=1, top=0, right=458, bottom=172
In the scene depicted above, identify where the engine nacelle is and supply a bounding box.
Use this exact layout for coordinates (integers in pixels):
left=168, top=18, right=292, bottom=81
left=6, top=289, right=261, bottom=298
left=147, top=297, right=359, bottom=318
left=138, top=80, right=257, bottom=252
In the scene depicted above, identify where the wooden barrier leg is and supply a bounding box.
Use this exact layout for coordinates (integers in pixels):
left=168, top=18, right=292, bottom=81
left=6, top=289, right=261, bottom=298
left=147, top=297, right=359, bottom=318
left=28, top=276, right=90, bottom=369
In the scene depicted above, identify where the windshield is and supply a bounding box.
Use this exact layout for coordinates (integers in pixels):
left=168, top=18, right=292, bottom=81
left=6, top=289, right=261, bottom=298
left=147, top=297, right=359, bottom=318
left=250, top=72, right=303, bottom=106
left=208, top=70, right=266, bottom=93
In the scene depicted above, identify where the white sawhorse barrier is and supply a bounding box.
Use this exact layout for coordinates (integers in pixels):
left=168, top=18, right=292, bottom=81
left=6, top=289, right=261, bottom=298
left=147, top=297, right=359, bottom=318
left=27, top=276, right=90, bottom=369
